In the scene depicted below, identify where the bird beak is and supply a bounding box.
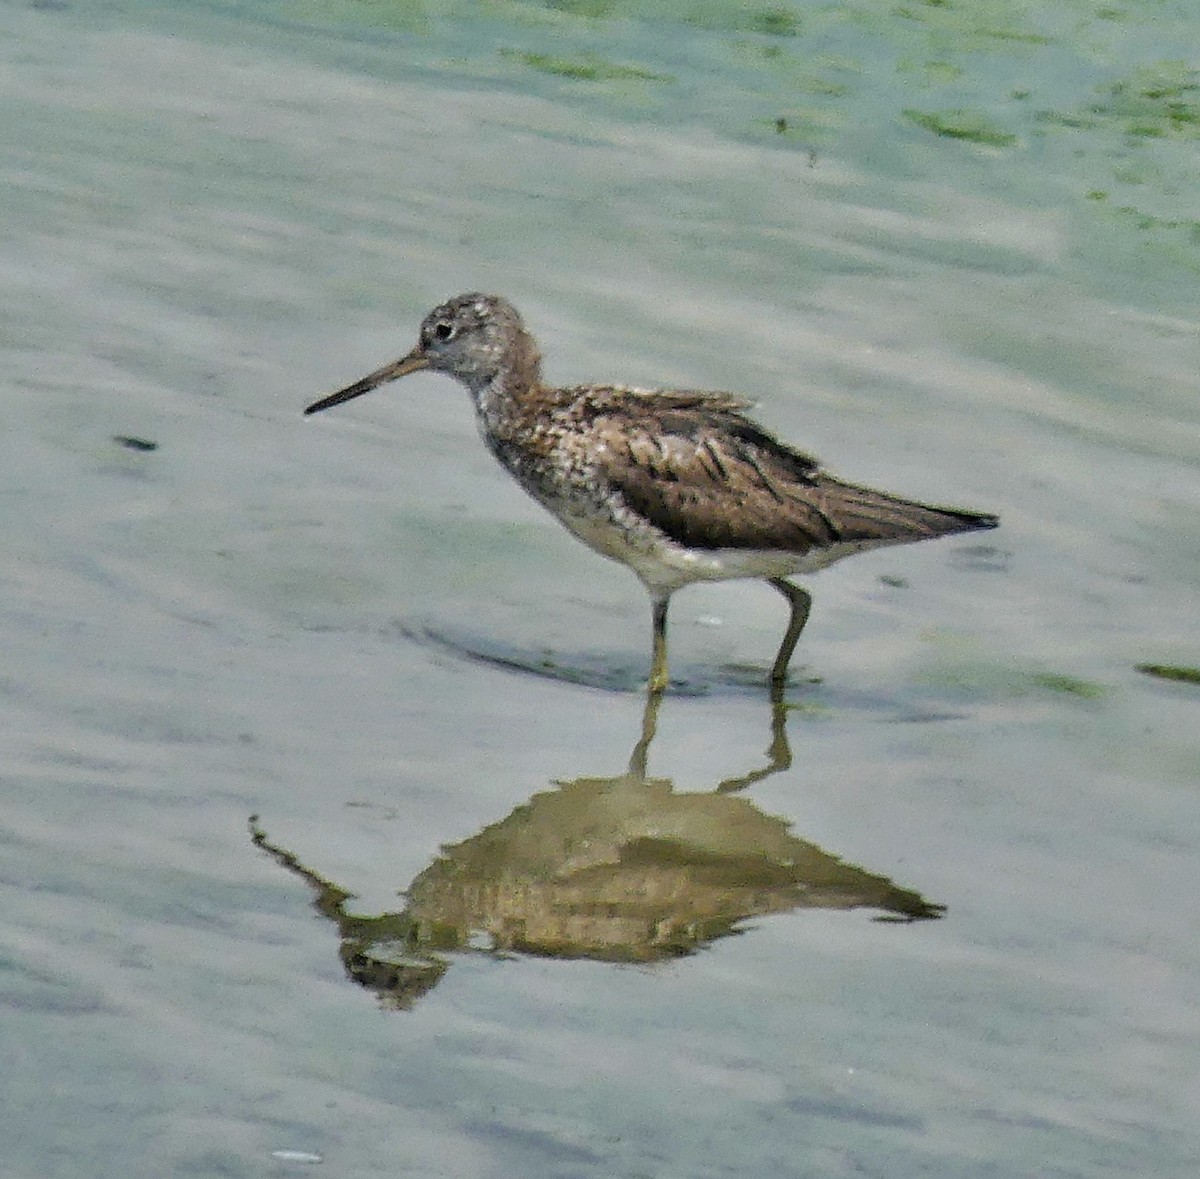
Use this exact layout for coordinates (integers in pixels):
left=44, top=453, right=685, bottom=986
left=304, top=349, right=430, bottom=416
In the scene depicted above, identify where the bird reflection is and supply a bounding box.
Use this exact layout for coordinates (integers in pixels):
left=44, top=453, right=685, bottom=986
left=251, top=690, right=943, bottom=1011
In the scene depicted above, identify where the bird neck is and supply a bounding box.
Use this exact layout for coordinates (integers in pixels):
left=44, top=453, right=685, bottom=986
left=470, top=330, right=543, bottom=434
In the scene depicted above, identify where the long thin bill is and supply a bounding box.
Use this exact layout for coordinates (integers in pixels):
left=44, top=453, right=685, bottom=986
left=304, top=351, right=430, bottom=415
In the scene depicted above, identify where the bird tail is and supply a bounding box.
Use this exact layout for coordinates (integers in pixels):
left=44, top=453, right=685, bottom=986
left=813, top=477, right=998, bottom=544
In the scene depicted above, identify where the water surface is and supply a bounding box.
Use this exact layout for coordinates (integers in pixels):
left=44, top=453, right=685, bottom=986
left=2, top=1, right=1198, bottom=1176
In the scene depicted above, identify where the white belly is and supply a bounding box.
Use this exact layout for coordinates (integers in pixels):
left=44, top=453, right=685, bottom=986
left=554, top=505, right=897, bottom=597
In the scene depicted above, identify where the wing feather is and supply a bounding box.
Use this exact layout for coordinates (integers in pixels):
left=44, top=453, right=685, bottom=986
left=582, top=395, right=996, bottom=553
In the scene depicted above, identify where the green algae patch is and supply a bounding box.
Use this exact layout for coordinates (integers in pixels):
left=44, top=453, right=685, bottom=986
left=749, top=7, right=801, bottom=37
left=1114, top=206, right=1200, bottom=238
left=892, top=1, right=1051, bottom=48
left=1034, top=109, right=1100, bottom=131
left=762, top=104, right=842, bottom=144
left=541, top=0, right=621, bottom=16
left=784, top=699, right=833, bottom=720
left=903, top=108, right=1017, bottom=147
left=1030, top=672, right=1105, bottom=700
left=500, top=49, right=673, bottom=82
left=915, top=636, right=1108, bottom=704
left=283, top=0, right=431, bottom=32
left=1093, top=61, right=1200, bottom=140
left=897, top=58, right=965, bottom=86
left=1136, top=664, right=1200, bottom=686
left=676, top=4, right=804, bottom=36
left=1087, top=203, right=1200, bottom=265
left=794, top=74, right=850, bottom=97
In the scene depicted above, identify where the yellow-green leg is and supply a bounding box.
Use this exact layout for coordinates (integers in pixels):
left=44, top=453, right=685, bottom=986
left=767, top=578, right=812, bottom=684
left=648, top=594, right=670, bottom=694
left=627, top=685, right=664, bottom=780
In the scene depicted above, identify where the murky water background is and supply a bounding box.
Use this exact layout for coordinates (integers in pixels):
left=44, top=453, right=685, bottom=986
left=3, top=1, right=1198, bottom=1175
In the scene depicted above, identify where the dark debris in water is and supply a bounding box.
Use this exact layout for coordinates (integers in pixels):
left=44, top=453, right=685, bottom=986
left=112, top=435, right=158, bottom=452
left=948, top=544, right=1011, bottom=574
left=1136, top=663, right=1200, bottom=686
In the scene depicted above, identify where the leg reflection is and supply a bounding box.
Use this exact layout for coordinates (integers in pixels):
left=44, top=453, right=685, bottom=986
left=629, top=681, right=792, bottom=794
left=716, top=681, right=792, bottom=794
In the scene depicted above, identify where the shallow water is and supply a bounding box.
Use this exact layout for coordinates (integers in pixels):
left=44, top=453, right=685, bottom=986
left=2, top=1, right=1198, bottom=1176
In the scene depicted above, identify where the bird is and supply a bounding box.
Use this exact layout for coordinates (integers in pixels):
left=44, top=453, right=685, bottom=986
left=304, top=293, right=998, bottom=693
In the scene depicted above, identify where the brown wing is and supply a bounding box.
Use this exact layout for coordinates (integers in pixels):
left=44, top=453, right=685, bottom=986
left=588, top=395, right=996, bottom=553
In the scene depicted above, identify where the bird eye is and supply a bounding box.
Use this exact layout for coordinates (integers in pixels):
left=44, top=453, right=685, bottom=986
left=432, top=320, right=455, bottom=342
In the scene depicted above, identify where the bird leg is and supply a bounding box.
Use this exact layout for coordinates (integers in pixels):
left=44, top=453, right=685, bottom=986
left=627, top=686, right=664, bottom=780
left=767, top=578, right=812, bottom=684
left=648, top=594, right=671, bottom=694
